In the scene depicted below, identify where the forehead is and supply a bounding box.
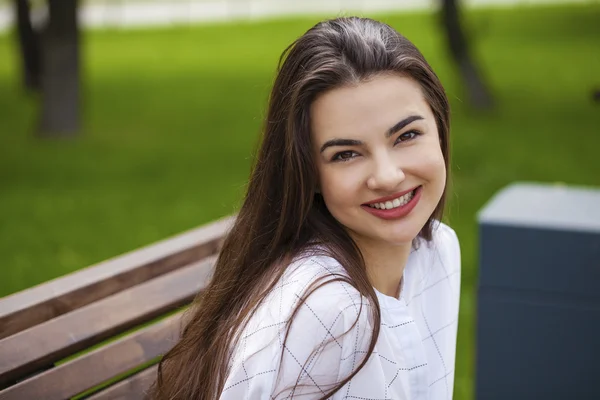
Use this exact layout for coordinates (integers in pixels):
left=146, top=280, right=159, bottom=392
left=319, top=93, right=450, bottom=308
left=310, top=74, right=432, bottom=141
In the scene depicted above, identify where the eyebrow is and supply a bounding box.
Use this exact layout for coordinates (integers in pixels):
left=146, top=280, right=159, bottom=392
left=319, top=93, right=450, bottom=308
left=319, top=115, right=425, bottom=153
left=386, top=115, right=424, bottom=138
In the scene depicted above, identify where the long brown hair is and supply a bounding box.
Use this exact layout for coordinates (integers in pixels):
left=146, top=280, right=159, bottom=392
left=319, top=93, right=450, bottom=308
left=152, top=16, right=450, bottom=400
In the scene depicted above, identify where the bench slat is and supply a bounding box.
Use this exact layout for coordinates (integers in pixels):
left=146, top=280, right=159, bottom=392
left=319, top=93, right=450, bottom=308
left=0, top=314, right=180, bottom=400
left=86, top=365, right=158, bottom=400
left=0, top=215, right=233, bottom=339
left=0, top=256, right=215, bottom=387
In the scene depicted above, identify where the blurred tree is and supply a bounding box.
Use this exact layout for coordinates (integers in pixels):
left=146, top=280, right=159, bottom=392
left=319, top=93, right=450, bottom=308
left=13, top=0, right=80, bottom=136
left=39, top=0, right=80, bottom=136
left=15, top=0, right=41, bottom=92
left=440, top=0, right=494, bottom=109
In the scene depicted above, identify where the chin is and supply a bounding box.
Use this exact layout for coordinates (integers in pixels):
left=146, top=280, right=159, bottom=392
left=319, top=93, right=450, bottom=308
left=383, top=227, right=422, bottom=246
left=351, top=222, right=423, bottom=247
left=391, top=205, right=439, bottom=241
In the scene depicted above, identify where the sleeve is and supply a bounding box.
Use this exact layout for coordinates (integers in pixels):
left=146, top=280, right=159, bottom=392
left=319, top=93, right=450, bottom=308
left=433, top=222, right=461, bottom=299
left=448, top=227, right=461, bottom=398
left=436, top=224, right=462, bottom=398
left=445, top=225, right=461, bottom=300
left=219, top=278, right=372, bottom=400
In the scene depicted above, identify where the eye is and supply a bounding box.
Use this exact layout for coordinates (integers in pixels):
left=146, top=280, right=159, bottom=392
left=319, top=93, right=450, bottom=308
left=332, top=150, right=359, bottom=162
left=394, top=130, right=421, bottom=144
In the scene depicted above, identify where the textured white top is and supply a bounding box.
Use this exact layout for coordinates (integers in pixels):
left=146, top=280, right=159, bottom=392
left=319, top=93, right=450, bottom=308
left=220, top=222, right=461, bottom=400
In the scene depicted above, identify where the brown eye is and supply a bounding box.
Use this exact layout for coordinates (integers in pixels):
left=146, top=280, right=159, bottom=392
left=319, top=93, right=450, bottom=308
left=332, top=150, right=358, bottom=162
left=395, top=130, right=421, bottom=144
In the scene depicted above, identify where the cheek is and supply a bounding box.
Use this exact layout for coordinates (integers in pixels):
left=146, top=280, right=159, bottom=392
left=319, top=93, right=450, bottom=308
left=414, top=137, right=446, bottom=183
left=319, top=166, right=361, bottom=212
left=420, top=145, right=447, bottom=201
left=427, top=150, right=446, bottom=185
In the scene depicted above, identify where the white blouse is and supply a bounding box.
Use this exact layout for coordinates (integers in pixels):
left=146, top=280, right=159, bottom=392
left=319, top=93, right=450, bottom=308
left=221, top=222, right=461, bottom=400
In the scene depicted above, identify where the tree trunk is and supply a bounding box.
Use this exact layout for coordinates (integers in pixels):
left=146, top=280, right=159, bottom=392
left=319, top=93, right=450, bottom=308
left=441, top=0, right=493, bottom=109
left=14, top=0, right=41, bottom=92
left=38, top=0, right=80, bottom=137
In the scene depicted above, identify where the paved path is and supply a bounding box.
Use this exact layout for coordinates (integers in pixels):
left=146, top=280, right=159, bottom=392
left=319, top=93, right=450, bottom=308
left=0, top=0, right=590, bottom=32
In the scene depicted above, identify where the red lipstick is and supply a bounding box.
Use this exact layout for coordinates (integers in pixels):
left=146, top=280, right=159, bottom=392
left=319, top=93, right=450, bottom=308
left=361, top=186, right=422, bottom=220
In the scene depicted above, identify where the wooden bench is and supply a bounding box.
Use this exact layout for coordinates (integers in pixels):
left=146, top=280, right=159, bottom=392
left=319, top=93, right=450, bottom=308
left=0, top=216, right=234, bottom=400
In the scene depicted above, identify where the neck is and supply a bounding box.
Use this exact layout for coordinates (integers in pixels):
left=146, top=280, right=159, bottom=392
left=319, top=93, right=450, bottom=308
left=352, top=234, right=412, bottom=298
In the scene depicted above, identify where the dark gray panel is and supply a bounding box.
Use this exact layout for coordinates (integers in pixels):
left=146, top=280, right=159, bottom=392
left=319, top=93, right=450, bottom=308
left=479, top=224, right=600, bottom=297
left=476, top=290, right=600, bottom=400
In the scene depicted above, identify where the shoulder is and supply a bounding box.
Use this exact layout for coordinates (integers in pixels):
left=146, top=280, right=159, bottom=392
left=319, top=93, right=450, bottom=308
left=274, top=254, right=374, bottom=393
left=410, top=221, right=461, bottom=292
left=241, top=253, right=370, bottom=345
left=414, top=221, right=460, bottom=269
left=429, top=221, right=461, bottom=291
left=252, top=253, right=374, bottom=361
left=223, top=254, right=373, bottom=399
left=431, top=221, right=460, bottom=265
left=276, top=253, right=370, bottom=325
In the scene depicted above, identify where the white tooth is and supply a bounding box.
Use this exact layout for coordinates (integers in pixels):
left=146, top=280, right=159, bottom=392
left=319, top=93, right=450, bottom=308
left=374, top=203, right=380, bottom=209
left=385, top=201, right=393, bottom=209
left=392, top=198, right=401, bottom=207
left=379, top=202, right=386, bottom=209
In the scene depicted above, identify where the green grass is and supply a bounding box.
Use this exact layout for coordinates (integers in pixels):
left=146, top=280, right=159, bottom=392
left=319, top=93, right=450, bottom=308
left=1, top=3, right=599, bottom=399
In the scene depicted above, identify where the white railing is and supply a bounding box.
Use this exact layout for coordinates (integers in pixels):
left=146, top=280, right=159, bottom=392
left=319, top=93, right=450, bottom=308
left=0, top=0, right=591, bottom=32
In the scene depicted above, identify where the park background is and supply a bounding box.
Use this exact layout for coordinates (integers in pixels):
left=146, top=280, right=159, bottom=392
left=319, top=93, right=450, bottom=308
left=1, top=0, right=599, bottom=398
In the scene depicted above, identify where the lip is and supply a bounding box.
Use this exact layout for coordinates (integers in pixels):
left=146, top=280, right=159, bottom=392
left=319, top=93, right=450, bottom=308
left=362, top=186, right=421, bottom=206
left=360, top=186, right=422, bottom=220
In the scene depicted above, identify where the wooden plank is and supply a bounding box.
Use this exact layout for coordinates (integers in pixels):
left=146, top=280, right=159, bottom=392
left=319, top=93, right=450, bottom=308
left=86, top=365, right=158, bottom=400
left=0, top=256, right=215, bottom=387
left=0, top=215, right=233, bottom=339
left=0, top=314, right=180, bottom=400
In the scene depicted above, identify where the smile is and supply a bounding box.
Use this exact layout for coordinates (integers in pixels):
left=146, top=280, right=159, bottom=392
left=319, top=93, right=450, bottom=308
left=361, top=186, right=422, bottom=220
left=366, top=189, right=415, bottom=210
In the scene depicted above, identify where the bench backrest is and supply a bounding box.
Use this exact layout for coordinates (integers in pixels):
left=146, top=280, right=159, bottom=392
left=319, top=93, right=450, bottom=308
left=0, top=216, right=234, bottom=400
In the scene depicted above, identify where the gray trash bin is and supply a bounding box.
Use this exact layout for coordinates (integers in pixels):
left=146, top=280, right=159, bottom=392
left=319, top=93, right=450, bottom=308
left=476, top=182, right=600, bottom=399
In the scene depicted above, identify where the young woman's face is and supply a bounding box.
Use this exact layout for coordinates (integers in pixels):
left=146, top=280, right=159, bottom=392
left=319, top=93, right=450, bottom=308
left=311, top=73, right=446, bottom=247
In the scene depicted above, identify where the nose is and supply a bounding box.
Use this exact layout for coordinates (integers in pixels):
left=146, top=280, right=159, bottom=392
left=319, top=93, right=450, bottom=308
left=366, top=151, right=405, bottom=192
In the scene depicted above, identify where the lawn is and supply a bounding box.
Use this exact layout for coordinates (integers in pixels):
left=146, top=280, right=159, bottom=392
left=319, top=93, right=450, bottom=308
left=1, top=3, right=599, bottom=399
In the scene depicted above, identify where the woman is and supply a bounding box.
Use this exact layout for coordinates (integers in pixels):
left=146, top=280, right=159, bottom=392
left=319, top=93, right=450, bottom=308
left=153, top=16, right=460, bottom=400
